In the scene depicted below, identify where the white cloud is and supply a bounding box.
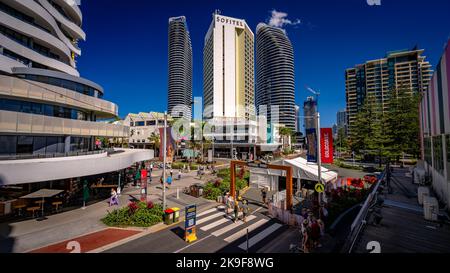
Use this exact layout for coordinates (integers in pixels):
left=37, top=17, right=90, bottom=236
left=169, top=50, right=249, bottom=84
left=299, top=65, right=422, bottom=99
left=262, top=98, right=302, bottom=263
left=267, top=10, right=302, bottom=29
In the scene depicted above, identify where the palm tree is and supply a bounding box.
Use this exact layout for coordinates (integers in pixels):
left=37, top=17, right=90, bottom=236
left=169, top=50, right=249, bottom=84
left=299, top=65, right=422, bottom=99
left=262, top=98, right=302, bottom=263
left=148, top=132, right=160, bottom=156
left=279, top=127, right=294, bottom=151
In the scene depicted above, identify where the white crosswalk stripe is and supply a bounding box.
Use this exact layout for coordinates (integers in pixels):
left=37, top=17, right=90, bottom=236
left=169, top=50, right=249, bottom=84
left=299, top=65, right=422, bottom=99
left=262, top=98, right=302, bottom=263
left=196, top=212, right=225, bottom=225
left=194, top=207, right=284, bottom=251
left=197, top=208, right=220, bottom=217
left=200, top=217, right=231, bottom=231
left=224, top=219, right=269, bottom=243
left=237, top=223, right=282, bottom=250
left=211, top=215, right=257, bottom=237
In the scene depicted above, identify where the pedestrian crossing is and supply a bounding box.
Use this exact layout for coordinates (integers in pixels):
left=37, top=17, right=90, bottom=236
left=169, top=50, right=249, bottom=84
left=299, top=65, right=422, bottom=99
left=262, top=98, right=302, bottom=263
left=193, top=207, right=284, bottom=251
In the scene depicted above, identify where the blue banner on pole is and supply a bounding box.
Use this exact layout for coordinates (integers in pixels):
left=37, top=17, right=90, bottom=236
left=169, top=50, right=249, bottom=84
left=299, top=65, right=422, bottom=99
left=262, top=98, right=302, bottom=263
left=306, top=128, right=317, bottom=163
left=185, top=204, right=197, bottom=229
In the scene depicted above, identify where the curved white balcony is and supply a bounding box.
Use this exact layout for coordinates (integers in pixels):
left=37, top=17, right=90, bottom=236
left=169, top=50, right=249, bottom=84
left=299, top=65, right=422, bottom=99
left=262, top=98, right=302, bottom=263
left=0, top=54, right=27, bottom=74
left=0, top=75, right=118, bottom=118
left=0, top=110, right=129, bottom=137
left=38, top=0, right=86, bottom=41
left=6, top=0, right=82, bottom=56
left=0, top=149, right=153, bottom=185
left=53, top=0, right=82, bottom=26
left=0, top=10, right=72, bottom=61
left=0, top=33, right=79, bottom=76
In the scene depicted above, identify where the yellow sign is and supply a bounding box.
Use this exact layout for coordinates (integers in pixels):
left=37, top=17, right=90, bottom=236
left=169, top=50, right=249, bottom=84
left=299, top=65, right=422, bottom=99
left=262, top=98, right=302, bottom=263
left=315, top=183, right=325, bottom=193
left=185, top=227, right=197, bottom=243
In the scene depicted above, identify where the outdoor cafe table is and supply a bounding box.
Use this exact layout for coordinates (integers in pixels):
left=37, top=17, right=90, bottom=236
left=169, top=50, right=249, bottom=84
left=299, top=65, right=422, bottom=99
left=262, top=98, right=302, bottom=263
left=20, top=189, right=64, bottom=221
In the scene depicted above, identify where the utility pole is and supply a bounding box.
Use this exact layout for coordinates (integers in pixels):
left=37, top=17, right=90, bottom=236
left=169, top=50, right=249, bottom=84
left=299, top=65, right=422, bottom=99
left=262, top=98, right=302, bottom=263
left=316, top=112, right=323, bottom=210
left=306, top=86, right=323, bottom=218
left=163, top=111, right=167, bottom=209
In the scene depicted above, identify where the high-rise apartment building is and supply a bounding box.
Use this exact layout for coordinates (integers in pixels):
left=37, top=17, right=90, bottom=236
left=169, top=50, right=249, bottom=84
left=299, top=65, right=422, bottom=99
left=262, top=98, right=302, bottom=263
left=346, top=48, right=432, bottom=135
left=336, top=109, right=347, bottom=135
left=303, top=96, right=317, bottom=130
left=295, top=105, right=300, bottom=132
left=168, top=16, right=192, bottom=120
left=255, top=23, right=295, bottom=130
left=203, top=12, right=255, bottom=120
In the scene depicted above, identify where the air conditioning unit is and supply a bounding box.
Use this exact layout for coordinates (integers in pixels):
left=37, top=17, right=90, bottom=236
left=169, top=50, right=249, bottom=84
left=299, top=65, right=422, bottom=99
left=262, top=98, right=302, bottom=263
left=418, top=187, right=430, bottom=205
left=423, top=196, right=438, bottom=221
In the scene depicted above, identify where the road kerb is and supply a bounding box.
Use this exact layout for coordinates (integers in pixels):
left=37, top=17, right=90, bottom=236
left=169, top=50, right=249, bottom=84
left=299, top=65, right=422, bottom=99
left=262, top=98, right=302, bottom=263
left=89, top=202, right=220, bottom=253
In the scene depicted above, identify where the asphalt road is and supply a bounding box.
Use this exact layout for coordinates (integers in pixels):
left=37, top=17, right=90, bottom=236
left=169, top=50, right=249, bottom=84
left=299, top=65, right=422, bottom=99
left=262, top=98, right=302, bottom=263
left=104, top=200, right=295, bottom=253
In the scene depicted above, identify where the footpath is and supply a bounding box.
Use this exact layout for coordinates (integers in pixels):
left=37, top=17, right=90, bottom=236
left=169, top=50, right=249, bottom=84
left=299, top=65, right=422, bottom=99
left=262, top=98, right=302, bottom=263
left=0, top=170, right=215, bottom=253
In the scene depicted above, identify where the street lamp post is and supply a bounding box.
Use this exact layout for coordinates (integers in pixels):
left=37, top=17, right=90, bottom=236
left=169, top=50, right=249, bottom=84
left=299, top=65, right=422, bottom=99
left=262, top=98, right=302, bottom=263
left=212, top=137, right=215, bottom=163
left=163, top=111, right=167, bottom=209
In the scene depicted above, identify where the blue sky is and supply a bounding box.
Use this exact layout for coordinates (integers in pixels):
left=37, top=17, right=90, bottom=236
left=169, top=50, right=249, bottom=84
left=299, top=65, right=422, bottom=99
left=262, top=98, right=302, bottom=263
left=77, top=0, right=450, bottom=128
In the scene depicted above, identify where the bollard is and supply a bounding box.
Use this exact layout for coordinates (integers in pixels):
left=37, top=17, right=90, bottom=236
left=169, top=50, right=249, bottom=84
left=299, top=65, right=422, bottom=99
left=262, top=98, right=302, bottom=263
left=177, top=188, right=179, bottom=199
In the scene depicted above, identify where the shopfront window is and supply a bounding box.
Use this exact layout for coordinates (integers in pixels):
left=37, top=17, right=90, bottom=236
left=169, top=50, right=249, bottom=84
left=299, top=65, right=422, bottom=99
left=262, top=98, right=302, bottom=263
left=0, top=136, right=17, bottom=155
left=17, top=136, right=33, bottom=154
left=433, top=135, right=444, bottom=175
left=0, top=98, right=89, bottom=121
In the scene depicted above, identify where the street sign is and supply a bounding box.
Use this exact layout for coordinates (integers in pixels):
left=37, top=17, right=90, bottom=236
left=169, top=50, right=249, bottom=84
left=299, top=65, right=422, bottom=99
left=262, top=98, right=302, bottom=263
left=184, top=204, right=197, bottom=243
left=315, top=183, right=325, bottom=193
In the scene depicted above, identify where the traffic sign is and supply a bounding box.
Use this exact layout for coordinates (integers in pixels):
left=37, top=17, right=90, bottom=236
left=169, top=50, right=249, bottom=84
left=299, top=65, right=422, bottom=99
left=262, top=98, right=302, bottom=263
left=184, top=204, right=197, bottom=243
left=315, top=183, right=324, bottom=193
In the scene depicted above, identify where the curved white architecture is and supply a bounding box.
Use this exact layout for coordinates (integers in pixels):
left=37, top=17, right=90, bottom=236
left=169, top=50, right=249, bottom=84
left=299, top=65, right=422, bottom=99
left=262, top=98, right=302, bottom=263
left=256, top=23, right=295, bottom=130
left=168, top=16, right=192, bottom=120
left=0, top=0, right=138, bottom=186
left=0, top=149, right=153, bottom=185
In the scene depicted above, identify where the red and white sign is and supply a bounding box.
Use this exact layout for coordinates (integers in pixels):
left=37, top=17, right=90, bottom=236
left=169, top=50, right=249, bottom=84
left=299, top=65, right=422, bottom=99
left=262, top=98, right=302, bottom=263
left=320, top=128, right=334, bottom=164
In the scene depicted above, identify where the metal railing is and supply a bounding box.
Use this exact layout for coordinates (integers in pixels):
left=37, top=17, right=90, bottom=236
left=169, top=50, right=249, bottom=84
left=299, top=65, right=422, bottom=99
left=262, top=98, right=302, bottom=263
left=0, top=149, right=107, bottom=160
left=341, top=167, right=387, bottom=253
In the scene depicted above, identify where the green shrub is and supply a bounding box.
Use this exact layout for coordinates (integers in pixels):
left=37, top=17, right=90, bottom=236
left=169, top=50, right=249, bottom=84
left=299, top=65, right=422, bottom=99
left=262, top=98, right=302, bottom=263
left=101, top=201, right=164, bottom=227
left=202, top=170, right=249, bottom=200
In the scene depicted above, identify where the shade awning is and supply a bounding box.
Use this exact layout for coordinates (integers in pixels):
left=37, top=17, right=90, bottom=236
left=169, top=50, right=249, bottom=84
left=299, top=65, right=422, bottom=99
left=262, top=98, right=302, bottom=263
left=283, top=157, right=338, bottom=183
left=20, top=189, right=64, bottom=199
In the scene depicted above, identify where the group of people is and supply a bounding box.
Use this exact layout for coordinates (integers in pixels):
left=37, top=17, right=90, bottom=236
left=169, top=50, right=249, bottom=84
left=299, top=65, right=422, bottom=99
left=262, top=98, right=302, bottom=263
left=225, top=193, right=250, bottom=223
left=299, top=208, right=325, bottom=253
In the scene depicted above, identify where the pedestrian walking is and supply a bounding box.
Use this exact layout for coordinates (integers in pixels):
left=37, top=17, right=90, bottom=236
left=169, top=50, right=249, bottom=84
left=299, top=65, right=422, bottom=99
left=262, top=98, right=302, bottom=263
left=310, top=217, right=321, bottom=248
left=241, top=199, right=249, bottom=222
left=261, top=187, right=267, bottom=206
left=226, top=194, right=234, bottom=216
left=109, top=188, right=119, bottom=206
left=178, top=170, right=182, bottom=180
left=317, top=219, right=325, bottom=237
left=233, top=200, right=240, bottom=223
left=301, top=220, right=310, bottom=253
left=167, top=175, right=172, bottom=188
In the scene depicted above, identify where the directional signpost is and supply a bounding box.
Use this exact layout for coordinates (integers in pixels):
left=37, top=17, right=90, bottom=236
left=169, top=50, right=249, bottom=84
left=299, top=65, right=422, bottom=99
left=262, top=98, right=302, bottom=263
left=315, top=183, right=325, bottom=193
left=185, top=204, right=197, bottom=243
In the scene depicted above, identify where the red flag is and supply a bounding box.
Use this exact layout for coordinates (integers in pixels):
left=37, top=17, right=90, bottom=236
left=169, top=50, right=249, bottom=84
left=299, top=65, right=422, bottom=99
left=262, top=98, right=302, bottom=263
left=320, top=128, right=334, bottom=164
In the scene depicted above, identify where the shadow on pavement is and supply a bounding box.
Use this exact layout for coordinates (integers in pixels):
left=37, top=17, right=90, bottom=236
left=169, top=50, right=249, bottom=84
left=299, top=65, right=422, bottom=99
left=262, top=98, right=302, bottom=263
left=170, top=226, right=185, bottom=240
left=0, top=224, right=15, bottom=253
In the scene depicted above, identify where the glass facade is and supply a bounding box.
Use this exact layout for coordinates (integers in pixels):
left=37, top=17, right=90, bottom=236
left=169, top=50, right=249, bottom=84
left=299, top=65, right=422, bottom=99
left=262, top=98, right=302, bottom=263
left=0, top=98, right=91, bottom=121
left=0, top=135, right=92, bottom=156
left=433, top=136, right=444, bottom=175
left=424, top=137, right=432, bottom=166
left=17, top=74, right=103, bottom=98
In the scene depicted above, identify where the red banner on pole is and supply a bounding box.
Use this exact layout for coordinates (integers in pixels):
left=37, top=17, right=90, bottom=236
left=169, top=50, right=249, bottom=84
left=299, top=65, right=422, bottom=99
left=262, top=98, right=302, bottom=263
left=320, top=128, right=333, bottom=164
left=140, top=169, right=148, bottom=201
